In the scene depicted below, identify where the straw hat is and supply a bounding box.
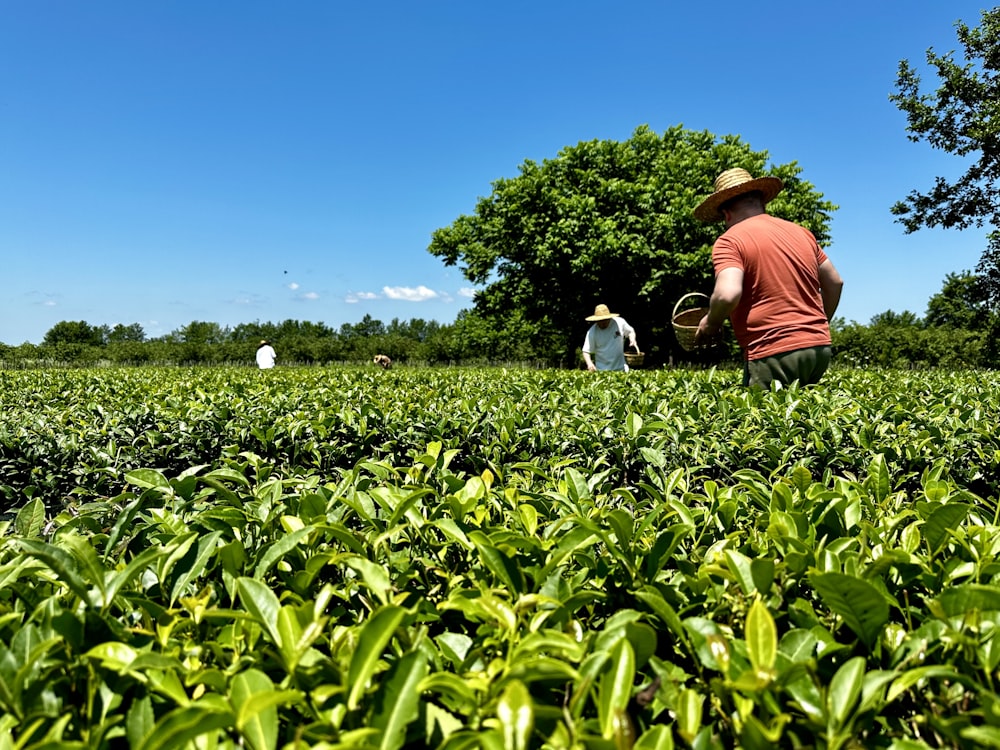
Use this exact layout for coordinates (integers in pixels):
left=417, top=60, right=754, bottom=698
left=693, top=168, right=784, bottom=222
left=586, top=304, right=620, bottom=322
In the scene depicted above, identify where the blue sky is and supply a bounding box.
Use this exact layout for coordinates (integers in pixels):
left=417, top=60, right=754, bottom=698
left=0, top=1, right=990, bottom=344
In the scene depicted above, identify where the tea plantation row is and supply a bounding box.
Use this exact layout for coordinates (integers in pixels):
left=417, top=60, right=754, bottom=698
left=0, top=365, right=997, bottom=749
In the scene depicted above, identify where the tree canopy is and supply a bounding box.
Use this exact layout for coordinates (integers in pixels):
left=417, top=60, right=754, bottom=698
left=42, top=320, right=105, bottom=347
left=427, top=125, right=836, bottom=365
left=890, top=8, right=1000, bottom=303
left=924, top=270, right=990, bottom=330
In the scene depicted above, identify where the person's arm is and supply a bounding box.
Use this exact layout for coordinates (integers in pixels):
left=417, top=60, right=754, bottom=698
left=621, top=319, right=638, bottom=351
left=818, top=259, right=844, bottom=321
left=582, top=330, right=597, bottom=371
left=696, top=267, right=743, bottom=343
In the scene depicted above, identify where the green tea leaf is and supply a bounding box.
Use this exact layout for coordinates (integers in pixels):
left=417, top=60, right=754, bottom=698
left=372, top=650, right=428, bottom=750
left=136, top=705, right=233, bottom=750
left=236, top=577, right=282, bottom=648
left=203, top=467, right=252, bottom=487
left=633, top=725, right=675, bottom=750
left=14, top=539, right=94, bottom=607
left=126, top=469, right=171, bottom=490
left=469, top=531, right=526, bottom=595
left=724, top=549, right=754, bottom=596
left=563, top=467, right=591, bottom=504
left=746, top=599, right=777, bottom=676
left=923, top=503, right=971, bottom=555
left=810, top=572, right=889, bottom=648
left=675, top=688, right=703, bottom=745
left=253, top=526, right=313, bottom=579
left=636, top=587, right=691, bottom=654
left=14, top=499, right=45, bottom=538
left=169, top=531, right=223, bottom=606
left=778, top=629, right=818, bottom=664
left=866, top=454, right=890, bottom=504
left=495, top=679, right=533, bottom=750
left=751, top=558, right=775, bottom=594
left=85, top=642, right=138, bottom=672
left=886, top=665, right=965, bottom=704
left=126, top=695, right=155, bottom=748
left=278, top=600, right=328, bottom=672
left=826, top=656, right=865, bottom=730
left=639, top=446, right=666, bottom=468
left=790, top=465, right=812, bottom=495
left=598, top=638, right=635, bottom=740
left=418, top=672, right=479, bottom=714
left=347, top=605, right=406, bottom=710
left=340, top=554, right=394, bottom=607
left=231, top=669, right=298, bottom=750
left=931, top=583, right=1000, bottom=619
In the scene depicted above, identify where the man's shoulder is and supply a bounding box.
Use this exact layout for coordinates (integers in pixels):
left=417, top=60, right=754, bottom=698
left=725, top=213, right=811, bottom=239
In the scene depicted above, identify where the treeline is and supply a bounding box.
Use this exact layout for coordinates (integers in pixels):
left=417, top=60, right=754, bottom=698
left=832, top=271, right=1000, bottom=369
left=0, top=312, right=561, bottom=367
left=833, top=317, right=998, bottom=369
left=3, top=270, right=998, bottom=369
left=0, top=314, right=997, bottom=370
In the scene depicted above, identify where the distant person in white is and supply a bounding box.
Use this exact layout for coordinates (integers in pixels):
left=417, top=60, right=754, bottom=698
left=256, top=340, right=277, bottom=369
left=582, top=304, right=638, bottom=371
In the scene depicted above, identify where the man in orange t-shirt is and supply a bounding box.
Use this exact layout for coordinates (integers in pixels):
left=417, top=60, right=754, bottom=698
left=692, top=168, right=844, bottom=388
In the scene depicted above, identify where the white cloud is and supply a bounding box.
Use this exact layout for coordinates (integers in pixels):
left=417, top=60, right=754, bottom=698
left=458, top=287, right=477, bottom=298
left=345, top=291, right=378, bottom=304
left=299, top=291, right=320, bottom=301
left=287, top=282, right=300, bottom=291
left=383, top=285, right=439, bottom=302
left=43, top=300, right=57, bottom=307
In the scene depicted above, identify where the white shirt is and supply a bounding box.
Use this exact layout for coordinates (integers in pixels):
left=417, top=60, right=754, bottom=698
left=256, top=345, right=276, bottom=369
left=583, top=317, right=635, bottom=371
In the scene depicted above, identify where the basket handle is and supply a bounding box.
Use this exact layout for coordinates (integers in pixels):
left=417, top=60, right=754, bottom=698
left=672, top=292, right=710, bottom=319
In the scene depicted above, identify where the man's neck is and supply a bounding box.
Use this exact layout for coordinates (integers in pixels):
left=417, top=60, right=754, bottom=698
left=724, top=206, right=765, bottom=228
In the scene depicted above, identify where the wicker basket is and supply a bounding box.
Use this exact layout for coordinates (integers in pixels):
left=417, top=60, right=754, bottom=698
left=624, top=351, right=645, bottom=368
left=672, top=292, right=710, bottom=351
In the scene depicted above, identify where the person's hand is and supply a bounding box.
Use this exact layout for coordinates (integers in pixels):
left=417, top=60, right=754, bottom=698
left=695, top=315, right=721, bottom=346
left=586, top=362, right=597, bottom=372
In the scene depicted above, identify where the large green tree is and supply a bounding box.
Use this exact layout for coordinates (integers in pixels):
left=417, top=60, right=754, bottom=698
left=42, top=320, right=105, bottom=347
left=428, top=125, right=835, bottom=365
left=890, top=9, right=1000, bottom=304
left=924, top=270, right=990, bottom=330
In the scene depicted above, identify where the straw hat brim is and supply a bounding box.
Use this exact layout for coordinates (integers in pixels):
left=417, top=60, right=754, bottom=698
left=693, top=176, right=784, bottom=222
left=586, top=312, right=620, bottom=322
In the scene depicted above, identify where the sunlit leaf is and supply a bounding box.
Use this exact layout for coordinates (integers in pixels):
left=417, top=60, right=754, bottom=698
left=746, top=599, right=777, bottom=676
left=826, top=656, right=865, bottom=730
left=347, top=605, right=406, bottom=710
left=14, top=498, right=45, bottom=538
left=496, top=678, right=534, bottom=750
left=135, top=704, right=233, bottom=750
left=598, top=638, right=635, bottom=740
